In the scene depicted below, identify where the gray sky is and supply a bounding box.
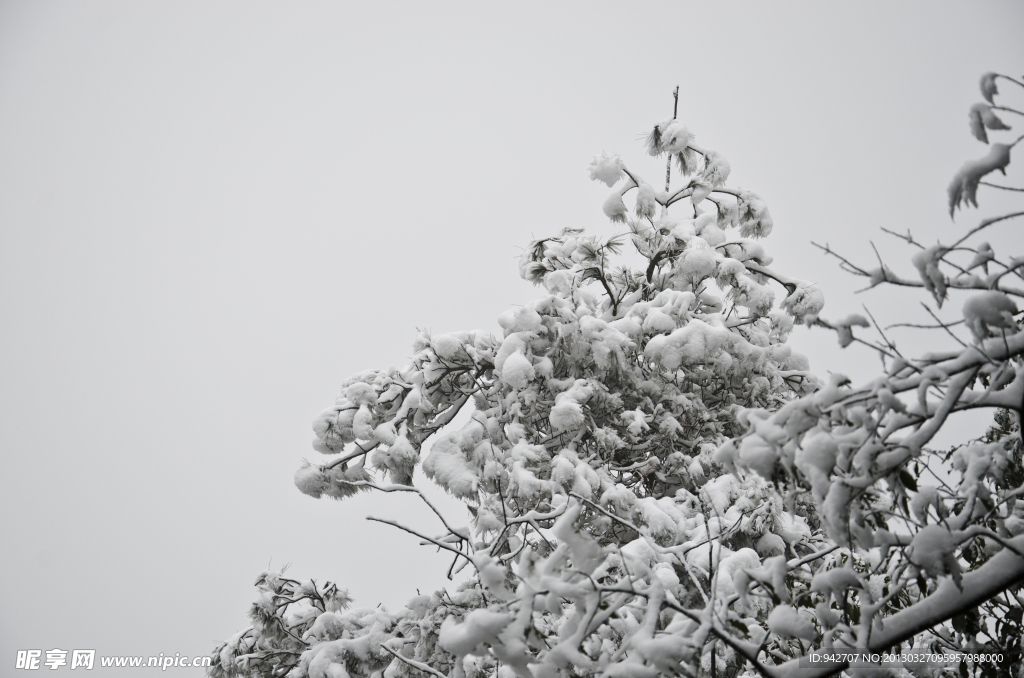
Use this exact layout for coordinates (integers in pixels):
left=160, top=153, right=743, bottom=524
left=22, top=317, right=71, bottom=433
left=1, top=2, right=1022, bottom=675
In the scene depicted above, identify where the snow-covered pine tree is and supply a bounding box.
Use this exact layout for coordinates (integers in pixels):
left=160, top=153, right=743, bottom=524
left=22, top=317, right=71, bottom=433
left=210, top=96, right=828, bottom=678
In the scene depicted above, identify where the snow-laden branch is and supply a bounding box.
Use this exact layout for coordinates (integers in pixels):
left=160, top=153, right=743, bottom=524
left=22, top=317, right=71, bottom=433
left=211, top=76, right=1024, bottom=678
left=774, top=534, right=1024, bottom=678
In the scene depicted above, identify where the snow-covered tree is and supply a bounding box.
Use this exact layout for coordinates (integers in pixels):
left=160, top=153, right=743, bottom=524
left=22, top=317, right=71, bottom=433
left=758, top=71, right=1024, bottom=678
left=211, top=73, right=1024, bottom=678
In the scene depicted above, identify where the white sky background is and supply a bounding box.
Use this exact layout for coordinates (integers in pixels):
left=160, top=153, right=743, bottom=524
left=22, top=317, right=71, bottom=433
left=1, top=1, right=1022, bottom=674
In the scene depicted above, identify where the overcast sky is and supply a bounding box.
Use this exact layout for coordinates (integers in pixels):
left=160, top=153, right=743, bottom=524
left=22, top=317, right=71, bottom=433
left=1, top=2, right=1022, bottom=675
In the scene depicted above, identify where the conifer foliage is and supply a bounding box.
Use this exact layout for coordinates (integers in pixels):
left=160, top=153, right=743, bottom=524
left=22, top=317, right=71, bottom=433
left=211, top=74, right=1024, bottom=678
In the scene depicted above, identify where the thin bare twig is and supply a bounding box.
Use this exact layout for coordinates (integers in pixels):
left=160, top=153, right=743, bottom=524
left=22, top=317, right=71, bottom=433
left=322, top=441, right=381, bottom=469
left=979, top=181, right=1024, bottom=193
left=861, top=305, right=899, bottom=354
left=951, top=211, right=1024, bottom=250
left=886, top=319, right=965, bottom=330
left=366, top=517, right=476, bottom=566
left=919, top=303, right=969, bottom=349
left=812, top=241, right=871, bottom=276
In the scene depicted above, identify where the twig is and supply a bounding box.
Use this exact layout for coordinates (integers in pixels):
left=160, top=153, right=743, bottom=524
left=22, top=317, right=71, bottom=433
left=992, top=73, right=1024, bottom=92
left=886, top=320, right=965, bottom=330
left=880, top=227, right=924, bottom=250
left=380, top=646, right=448, bottom=678
left=787, top=544, right=841, bottom=570
left=861, top=305, right=899, bottom=354
left=665, top=86, right=679, bottom=193
left=951, top=211, right=1024, bottom=250
left=979, top=181, right=1024, bottom=193
left=991, top=105, right=1024, bottom=118
left=323, top=441, right=381, bottom=469
left=919, top=303, right=969, bottom=349
left=811, top=241, right=870, bottom=276
left=366, top=517, right=476, bottom=566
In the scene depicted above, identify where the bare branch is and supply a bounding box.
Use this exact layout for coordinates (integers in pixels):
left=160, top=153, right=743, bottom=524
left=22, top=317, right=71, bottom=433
left=979, top=180, right=1024, bottom=192
left=951, top=211, right=1024, bottom=250
left=366, top=516, right=475, bottom=566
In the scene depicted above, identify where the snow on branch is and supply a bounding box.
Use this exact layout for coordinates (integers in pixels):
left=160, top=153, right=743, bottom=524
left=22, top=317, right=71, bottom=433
left=210, top=77, right=1024, bottom=678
